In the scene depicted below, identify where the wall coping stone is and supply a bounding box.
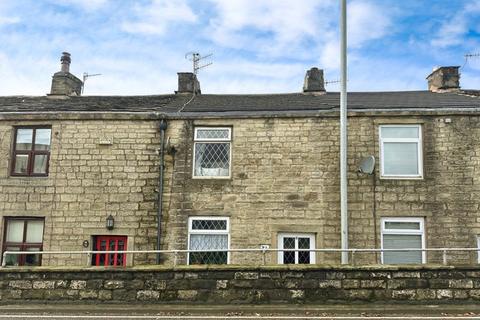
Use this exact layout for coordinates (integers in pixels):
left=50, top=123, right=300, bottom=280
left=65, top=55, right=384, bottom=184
left=0, top=263, right=467, bottom=274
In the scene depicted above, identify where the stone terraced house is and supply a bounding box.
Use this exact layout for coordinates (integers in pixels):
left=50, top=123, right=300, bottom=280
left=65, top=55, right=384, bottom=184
left=1, top=53, right=480, bottom=268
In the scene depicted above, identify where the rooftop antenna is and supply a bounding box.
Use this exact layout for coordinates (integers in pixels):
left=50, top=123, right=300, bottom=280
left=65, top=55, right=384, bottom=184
left=461, top=52, right=480, bottom=69
left=325, top=79, right=342, bottom=86
left=185, top=52, right=213, bottom=74
left=82, top=72, right=102, bottom=94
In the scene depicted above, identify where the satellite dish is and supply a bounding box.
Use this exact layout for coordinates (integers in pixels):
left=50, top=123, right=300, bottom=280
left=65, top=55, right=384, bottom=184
left=358, top=156, right=375, bottom=175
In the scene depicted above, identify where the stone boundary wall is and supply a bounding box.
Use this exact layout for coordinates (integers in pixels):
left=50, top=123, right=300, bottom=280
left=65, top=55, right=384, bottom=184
left=1, top=265, right=480, bottom=304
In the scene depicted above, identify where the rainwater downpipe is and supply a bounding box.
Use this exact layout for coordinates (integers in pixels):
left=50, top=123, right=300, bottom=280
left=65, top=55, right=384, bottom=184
left=156, top=119, right=167, bottom=264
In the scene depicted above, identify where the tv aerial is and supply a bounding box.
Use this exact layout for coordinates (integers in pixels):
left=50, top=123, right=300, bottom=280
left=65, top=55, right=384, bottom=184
left=185, top=52, right=213, bottom=74
left=462, top=52, right=480, bottom=69
left=82, top=72, right=102, bottom=94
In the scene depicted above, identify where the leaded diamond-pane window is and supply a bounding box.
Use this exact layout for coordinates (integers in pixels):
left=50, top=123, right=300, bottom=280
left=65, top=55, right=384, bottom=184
left=192, top=219, right=227, bottom=231
left=278, top=233, right=315, bottom=265
left=193, top=127, right=231, bottom=178
left=188, top=217, right=229, bottom=265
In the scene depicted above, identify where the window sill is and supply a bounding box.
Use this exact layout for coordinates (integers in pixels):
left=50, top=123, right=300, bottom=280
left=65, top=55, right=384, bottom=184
left=192, top=176, right=232, bottom=180
left=380, top=175, right=423, bottom=180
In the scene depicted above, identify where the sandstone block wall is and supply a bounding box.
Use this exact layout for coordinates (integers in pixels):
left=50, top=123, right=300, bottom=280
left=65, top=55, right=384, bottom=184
left=163, top=115, right=480, bottom=265
left=0, top=120, right=162, bottom=266
left=0, top=113, right=480, bottom=267
left=1, top=265, right=480, bottom=304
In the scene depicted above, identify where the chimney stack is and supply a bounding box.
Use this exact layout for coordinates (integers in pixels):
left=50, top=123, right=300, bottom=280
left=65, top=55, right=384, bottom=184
left=426, top=66, right=460, bottom=93
left=303, top=67, right=326, bottom=94
left=176, top=72, right=201, bottom=95
left=49, top=52, right=83, bottom=96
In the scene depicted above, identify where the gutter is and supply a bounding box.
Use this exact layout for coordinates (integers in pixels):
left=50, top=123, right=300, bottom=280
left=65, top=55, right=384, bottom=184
left=156, top=119, right=167, bottom=264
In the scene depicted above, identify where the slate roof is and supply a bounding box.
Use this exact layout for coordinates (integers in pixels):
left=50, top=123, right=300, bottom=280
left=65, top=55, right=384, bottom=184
left=0, top=90, right=480, bottom=115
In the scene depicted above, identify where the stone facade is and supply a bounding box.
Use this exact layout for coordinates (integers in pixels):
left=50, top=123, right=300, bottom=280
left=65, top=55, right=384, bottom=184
left=2, top=265, right=480, bottom=304
left=1, top=111, right=480, bottom=266
left=0, top=120, right=162, bottom=266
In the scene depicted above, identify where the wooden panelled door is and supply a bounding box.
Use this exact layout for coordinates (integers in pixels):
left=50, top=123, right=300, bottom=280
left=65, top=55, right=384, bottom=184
left=93, top=236, right=127, bottom=267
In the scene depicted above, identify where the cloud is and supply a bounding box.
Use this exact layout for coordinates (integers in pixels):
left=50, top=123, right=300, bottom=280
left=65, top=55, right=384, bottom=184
left=48, top=0, right=109, bottom=11
left=348, top=0, right=391, bottom=47
left=431, top=0, right=480, bottom=48
left=319, top=0, right=392, bottom=72
left=121, top=0, right=197, bottom=36
left=0, top=16, right=20, bottom=26
left=208, top=0, right=337, bottom=56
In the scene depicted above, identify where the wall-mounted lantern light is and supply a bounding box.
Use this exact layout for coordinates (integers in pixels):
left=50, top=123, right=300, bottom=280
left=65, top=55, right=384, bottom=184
left=106, top=214, right=114, bottom=230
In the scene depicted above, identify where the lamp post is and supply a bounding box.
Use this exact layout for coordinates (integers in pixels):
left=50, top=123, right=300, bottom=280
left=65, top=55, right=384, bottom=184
left=340, top=0, right=349, bottom=264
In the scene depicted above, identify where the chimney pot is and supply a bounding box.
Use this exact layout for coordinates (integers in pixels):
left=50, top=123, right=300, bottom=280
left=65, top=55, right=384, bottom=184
left=176, top=72, right=201, bottom=95
left=303, top=67, right=326, bottom=93
left=60, top=52, right=71, bottom=73
left=426, top=66, right=460, bottom=93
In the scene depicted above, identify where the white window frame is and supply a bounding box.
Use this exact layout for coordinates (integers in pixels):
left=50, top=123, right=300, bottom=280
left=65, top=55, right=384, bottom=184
left=477, top=236, right=480, bottom=264
left=192, top=127, right=232, bottom=179
left=381, top=217, right=426, bottom=264
left=277, top=233, right=315, bottom=265
left=187, top=216, right=230, bottom=265
left=379, top=124, right=423, bottom=179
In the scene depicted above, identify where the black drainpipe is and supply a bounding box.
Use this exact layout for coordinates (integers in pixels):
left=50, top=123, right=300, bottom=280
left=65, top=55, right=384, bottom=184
left=156, top=119, right=167, bottom=264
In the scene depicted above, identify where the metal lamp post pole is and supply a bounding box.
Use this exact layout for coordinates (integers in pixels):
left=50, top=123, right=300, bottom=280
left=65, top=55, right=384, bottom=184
left=340, top=0, right=349, bottom=264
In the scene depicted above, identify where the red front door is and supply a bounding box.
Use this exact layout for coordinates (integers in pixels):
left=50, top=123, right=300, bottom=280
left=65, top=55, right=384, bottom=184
left=93, top=236, right=127, bottom=267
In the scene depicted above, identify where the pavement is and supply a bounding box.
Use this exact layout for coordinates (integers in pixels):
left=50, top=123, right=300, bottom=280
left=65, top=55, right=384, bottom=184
left=2, top=304, right=480, bottom=319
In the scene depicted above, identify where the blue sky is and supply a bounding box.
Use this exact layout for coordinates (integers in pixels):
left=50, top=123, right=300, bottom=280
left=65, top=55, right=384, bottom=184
left=0, top=0, right=479, bottom=95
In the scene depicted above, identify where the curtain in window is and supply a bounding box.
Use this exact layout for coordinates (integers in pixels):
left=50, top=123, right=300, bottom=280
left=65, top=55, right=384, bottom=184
left=194, top=143, right=230, bottom=177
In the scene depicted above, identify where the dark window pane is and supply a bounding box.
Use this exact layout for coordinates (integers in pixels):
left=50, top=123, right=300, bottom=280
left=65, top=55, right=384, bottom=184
left=33, top=155, right=48, bottom=174
left=189, top=251, right=227, bottom=265
left=298, top=237, right=310, bottom=249
left=25, top=248, right=41, bottom=266
left=283, top=237, right=295, bottom=249
left=298, top=251, right=310, bottom=264
left=16, top=129, right=33, bottom=150
left=34, top=129, right=51, bottom=151
left=191, top=219, right=227, bottom=231
left=283, top=251, right=295, bottom=264
left=14, top=154, right=29, bottom=174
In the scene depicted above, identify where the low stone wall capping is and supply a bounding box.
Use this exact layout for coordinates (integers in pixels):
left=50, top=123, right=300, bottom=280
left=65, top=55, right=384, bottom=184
left=1, top=265, right=480, bottom=304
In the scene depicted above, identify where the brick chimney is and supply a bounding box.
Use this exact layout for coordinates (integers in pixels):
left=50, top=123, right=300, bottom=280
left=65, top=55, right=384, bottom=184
left=176, top=72, right=201, bottom=94
left=49, top=52, right=83, bottom=96
left=426, top=66, right=460, bottom=93
left=303, top=67, right=326, bottom=94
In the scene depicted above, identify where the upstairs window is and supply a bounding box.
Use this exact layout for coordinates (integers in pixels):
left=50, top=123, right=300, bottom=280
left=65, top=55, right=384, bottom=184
left=379, top=125, right=423, bottom=178
left=193, top=127, right=231, bottom=178
left=11, top=127, right=51, bottom=176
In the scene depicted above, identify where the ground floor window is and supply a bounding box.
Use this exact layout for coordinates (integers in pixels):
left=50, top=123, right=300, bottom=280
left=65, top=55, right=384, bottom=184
left=477, top=236, right=480, bottom=264
left=92, top=235, right=127, bottom=267
left=188, top=217, right=229, bottom=265
left=2, top=217, right=44, bottom=266
left=381, top=217, right=425, bottom=264
left=277, top=233, right=315, bottom=264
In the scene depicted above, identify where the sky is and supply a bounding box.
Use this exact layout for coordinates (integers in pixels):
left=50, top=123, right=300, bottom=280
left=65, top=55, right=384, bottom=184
left=0, top=0, right=479, bottom=96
